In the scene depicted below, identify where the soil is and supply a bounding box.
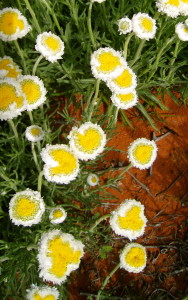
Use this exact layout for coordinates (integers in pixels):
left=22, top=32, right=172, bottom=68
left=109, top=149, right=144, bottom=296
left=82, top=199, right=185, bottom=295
left=67, top=93, right=188, bottom=300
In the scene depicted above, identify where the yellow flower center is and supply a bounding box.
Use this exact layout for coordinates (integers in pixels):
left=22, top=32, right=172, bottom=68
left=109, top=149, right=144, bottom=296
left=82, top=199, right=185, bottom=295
left=91, top=177, right=97, bottom=183
left=21, top=80, right=42, bottom=104
left=97, top=52, right=121, bottom=72
left=166, top=0, right=180, bottom=6
left=114, top=69, right=133, bottom=88
left=0, top=11, right=24, bottom=35
left=14, top=197, right=38, bottom=218
left=31, top=128, right=40, bottom=136
left=133, top=143, right=154, bottom=164
left=47, top=237, right=81, bottom=278
left=52, top=209, right=63, bottom=219
left=125, top=247, right=146, bottom=268
left=118, top=206, right=144, bottom=231
left=75, top=128, right=102, bottom=153
left=50, top=149, right=77, bottom=175
left=184, top=27, right=188, bottom=33
left=0, top=84, right=23, bottom=111
left=181, top=0, right=188, bottom=3
left=34, top=294, right=55, bottom=300
left=141, top=18, right=153, bottom=31
left=120, top=22, right=128, bottom=31
left=44, top=36, right=60, bottom=51
left=118, top=93, right=134, bottom=102
left=0, top=58, right=20, bottom=78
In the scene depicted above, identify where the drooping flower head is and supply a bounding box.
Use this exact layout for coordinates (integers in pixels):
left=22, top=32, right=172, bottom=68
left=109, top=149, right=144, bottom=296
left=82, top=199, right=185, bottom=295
left=175, top=22, right=188, bottom=41
left=35, top=32, right=65, bottom=63
left=41, top=144, right=80, bottom=184
left=107, top=66, right=137, bottom=94
left=120, top=243, right=147, bottom=273
left=38, top=229, right=84, bottom=284
left=49, top=207, right=67, bottom=224
left=110, top=90, right=138, bottom=110
left=0, top=78, right=26, bottom=120
left=87, top=173, right=99, bottom=186
left=25, top=125, right=44, bottom=142
left=9, top=189, right=45, bottom=226
left=128, top=138, right=157, bottom=170
left=156, top=0, right=181, bottom=17
left=90, top=47, right=127, bottom=81
left=117, top=17, right=132, bottom=35
left=0, top=56, right=22, bottom=79
left=110, top=199, right=147, bottom=240
left=19, top=75, right=47, bottom=111
left=132, top=13, right=157, bottom=40
left=26, top=284, right=59, bottom=300
left=0, top=8, right=31, bottom=41
left=68, top=122, right=106, bottom=161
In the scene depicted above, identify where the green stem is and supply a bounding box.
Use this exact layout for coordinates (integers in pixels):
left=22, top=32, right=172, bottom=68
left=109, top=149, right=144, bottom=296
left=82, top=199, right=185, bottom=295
left=31, top=143, right=40, bottom=172
left=38, top=170, right=44, bottom=193
left=14, top=40, right=27, bottom=74
left=119, top=162, right=132, bottom=176
left=167, top=39, right=180, bottom=81
left=41, top=0, right=63, bottom=34
left=8, top=119, right=19, bottom=145
left=123, top=32, right=134, bottom=60
left=137, top=102, right=158, bottom=131
left=89, top=214, right=111, bottom=232
left=23, top=0, right=41, bottom=33
left=129, top=39, right=145, bottom=67
left=88, top=79, right=100, bottom=121
left=87, top=1, right=96, bottom=49
left=96, top=263, right=120, bottom=300
left=28, top=111, right=34, bottom=123
left=32, top=54, right=43, bottom=76
left=0, top=40, right=5, bottom=56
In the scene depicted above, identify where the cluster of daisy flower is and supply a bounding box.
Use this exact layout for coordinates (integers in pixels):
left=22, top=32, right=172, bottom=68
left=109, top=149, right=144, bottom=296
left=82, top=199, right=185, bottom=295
left=175, top=18, right=188, bottom=41
left=156, top=0, right=188, bottom=18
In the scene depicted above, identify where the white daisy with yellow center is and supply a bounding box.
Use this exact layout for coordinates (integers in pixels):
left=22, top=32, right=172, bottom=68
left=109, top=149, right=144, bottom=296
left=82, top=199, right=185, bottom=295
left=0, top=7, right=31, bottom=42
left=35, top=32, right=65, bottom=63
left=175, top=22, right=188, bottom=41
left=0, top=56, right=22, bottom=79
left=49, top=207, right=67, bottom=224
left=132, top=13, right=157, bottom=40
left=128, top=138, right=157, bottom=170
left=68, top=122, right=106, bottom=161
left=19, top=75, right=47, bottom=111
left=26, top=284, right=59, bottom=300
left=38, top=229, right=84, bottom=284
left=9, top=189, right=45, bottom=227
left=0, top=78, right=26, bottom=121
left=87, top=173, right=99, bottom=186
left=111, top=90, right=138, bottom=110
left=25, top=125, right=44, bottom=142
left=110, top=199, right=147, bottom=240
left=120, top=243, right=147, bottom=273
left=90, top=47, right=127, bottom=81
left=41, top=144, right=80, bottom=184
left=156, top=0, right=181, bottom=17
left=107, top=66, right=137, bottom=94
left=117, top=17, right=132, bottom=35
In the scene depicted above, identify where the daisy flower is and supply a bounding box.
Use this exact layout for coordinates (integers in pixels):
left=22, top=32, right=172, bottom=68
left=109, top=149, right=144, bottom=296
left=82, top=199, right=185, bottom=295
left=185, top=18, right=188, bottom=26
left=87, top=173, right=99, bottom=186
left=0, top=78, right=26, bottom=121
left=0, top=56, right=22, bottom=79
left=132, top=13, right=157, bottom=40
left=117, top=17, right=132, bottom=35
left=49, top=207, right=67, bottom=224
left=156, top=0, right=181, bottom=18
left=19, top=75, right=47, bottom=111
left=110, top=199, right=147, bottom=240
left=175, top=22, right=188, bottom=41
left=37, top=229, right=84, bottom=284
left=26, top=284, right=59, bottom=300
left=179, top=0, right=188, bottom=15
left=41, top=144, right=80, bottom=184
left=25, top=125, right=44, bottom=142
left=35, top=32, right=65, bottom=63
left=9, top=189, right=45, bottom=227
left=90, top=47, right=127, bottom=81
left=110, top=90, right=138, bottom=110
left=106, top=66, right=137, bottom=94
left=91, top=0, right=106, bottom=2
left=0, top=8, right=31, bottom=42
left=120, top=243, right=147, bottom=273
left=68, top=122, right=106, bottom=161
left=128, top=138, right=158, bottom=170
